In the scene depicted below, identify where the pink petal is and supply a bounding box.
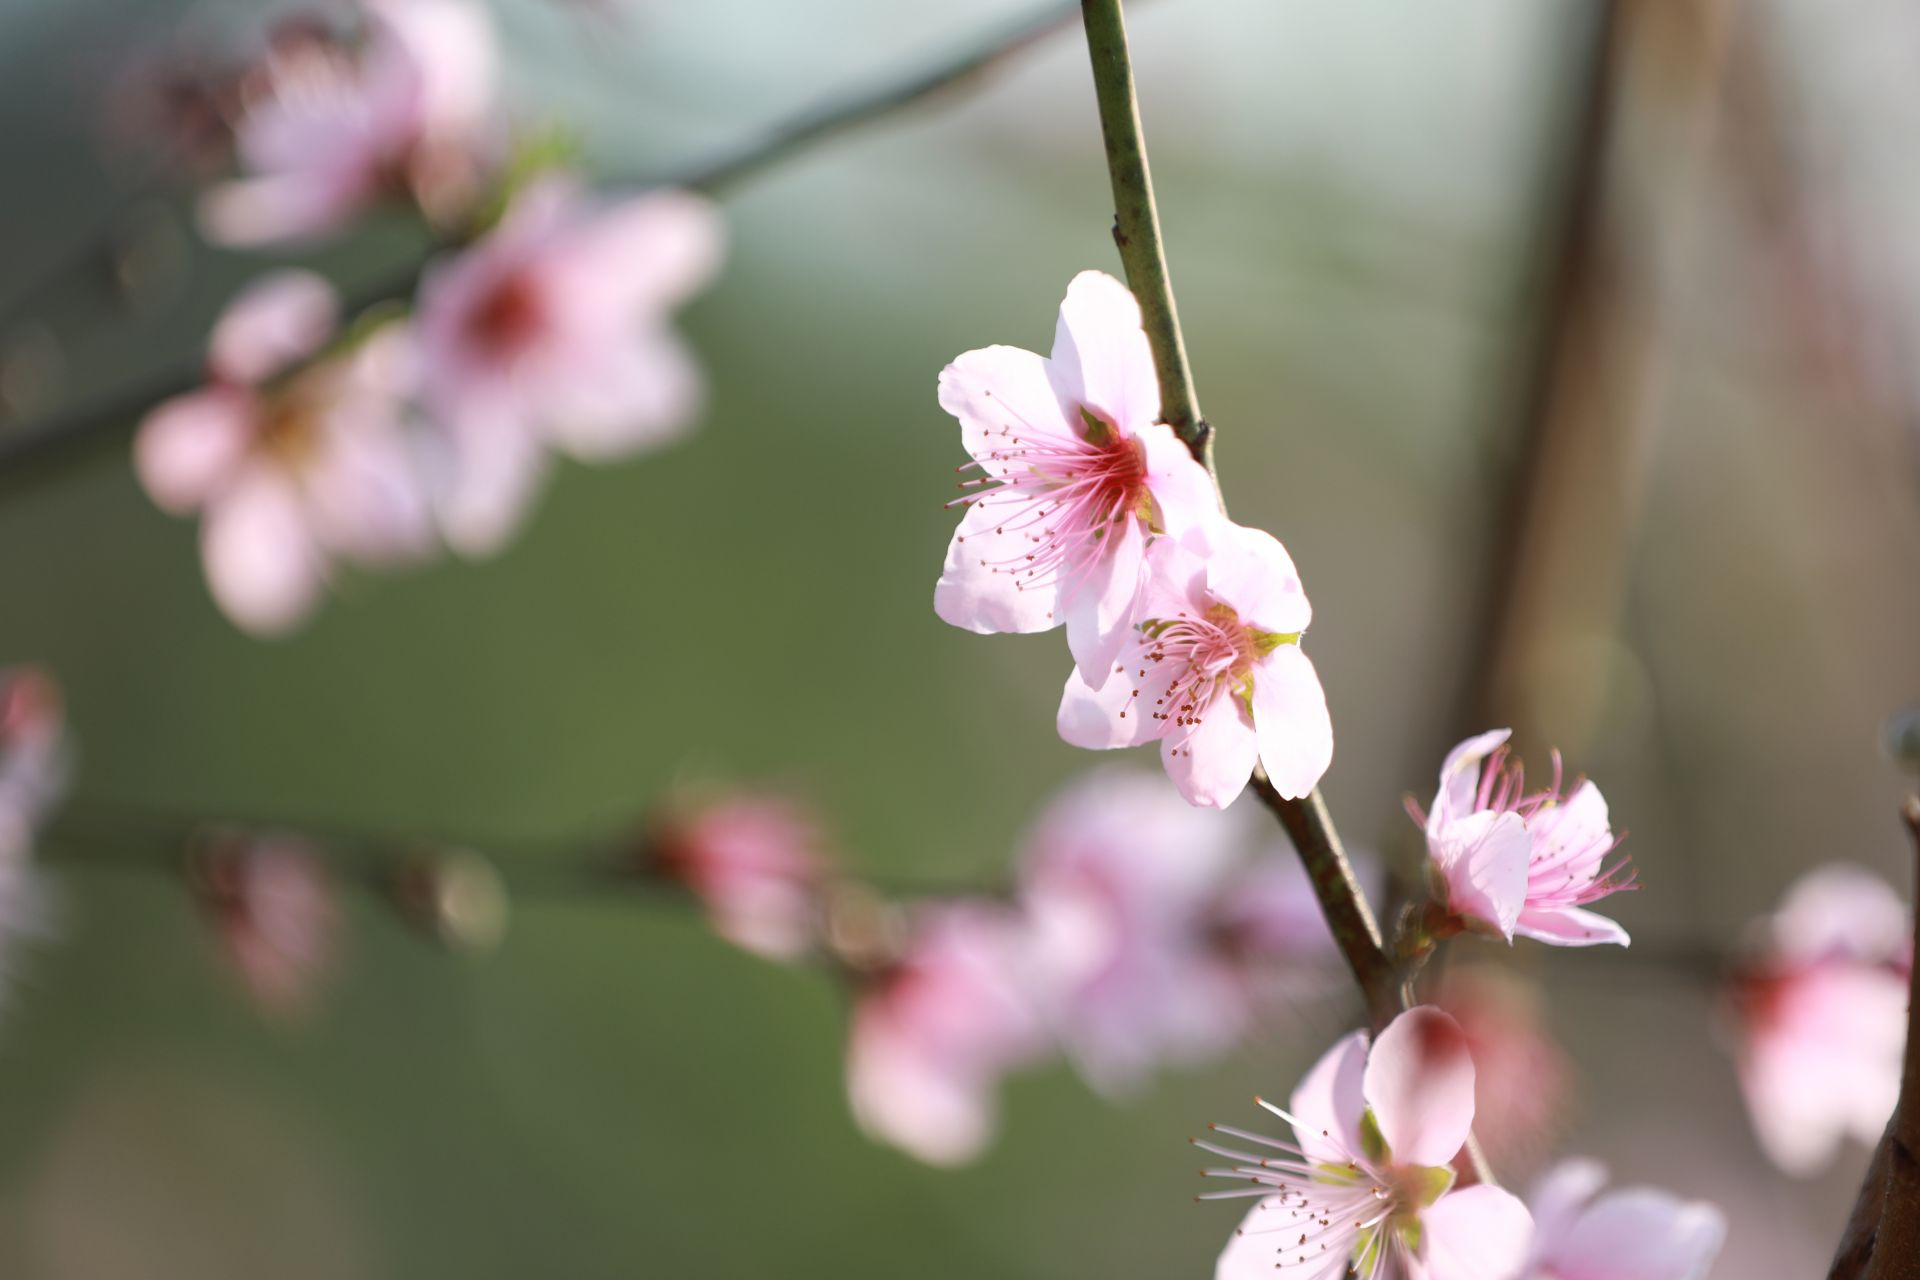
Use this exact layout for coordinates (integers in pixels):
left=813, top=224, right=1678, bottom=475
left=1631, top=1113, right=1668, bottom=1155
left=1056, top=646, right=1174, bottom=751
left=936, top=498, right=1067, bottom=635
left=1363, top=1006, right=1476, bottom=1167
left=207, top=270, right=340, bottom=385
left=1513, top=904, right=1630, bottom=948
left=554, top=189, right=726, bottom=315
left=1421, top=1185, right=1533, bottom=1280
left=1062, top=513, right=1145, bottom=689
left=1214, top=1198, right=1352, bottom=1280
left=365, top=0, right=497, bottom=143
left=1526, top=1158, right=1610, bottom=1249
left=1136, top=421, right=1218, bottom=536
left=424, top=405, right=550, bottom=558
left=1287, top=1028, right=1370, bottom=1166
left=1433, top=810, right=1530, bottom=939
left=937, top=344, right=1078, bottom=480
left=540, top=328, right=703, bottom=460
left=1161, top=694, right=1259, bottom=809
left=1048, top=270, right=1159, bottom=433
left=200, top=468, right=326, bottom=636
left=198, top=173, right=372, bottom=249
left=1202, top=520, right=1312, bottom=636
left=1530, top=779, right=1611, bottom=873
left=1551, top=1187, right=1726, bottom=1280
left=845, top=1021, right=996, bottom=1166
left=134, top=389, right=255, bottom=513
left=1250, top=645, right=1333, bottom=800
left=1429, top=729, right=1511, bottom=836
left=1773, top=863, right=1911, bottom=964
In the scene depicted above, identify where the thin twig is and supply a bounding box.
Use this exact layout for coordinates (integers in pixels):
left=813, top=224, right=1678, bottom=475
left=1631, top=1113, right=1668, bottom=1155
left=0, top=0, right=1082, bottom=484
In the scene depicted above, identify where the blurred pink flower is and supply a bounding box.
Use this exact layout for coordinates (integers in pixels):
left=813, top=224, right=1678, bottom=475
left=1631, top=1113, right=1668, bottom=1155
left=649, top=792, right=828, bottom=962
left=414, top=178, right=725, bottom=555
left=197, top=837, right=341, bottom=1021
left=1204, top=1006, right=1533, bottom=1280
left=201, top=0, right=498, bottom=246
left=0, top=667, right=66, bottom=966
left=1413, top=729, right=1633, bottom=947
left=135, top=270, right=436, bottom=635
left=1057, top=519, right=1332, bottom=807
left=1017, top=767, right=1254, bottom=1095
left=934, top=270, right=1216, bottom=678
left=0, top=666, right=67, bottom=858
left=1524, top=1159, right=1725, bottom=1280
left=845, top=902, right=1046, bottom=1165
left=1728, top=863, right=1911, bottom=1175
left=1431, top=965, right=1572, bottom=1170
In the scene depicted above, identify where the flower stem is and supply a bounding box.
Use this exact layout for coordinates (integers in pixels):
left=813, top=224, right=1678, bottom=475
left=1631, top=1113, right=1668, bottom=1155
left=1078, top=0, right=1401, bottom=1040
left=1078, top=0, right=1208, bottom=472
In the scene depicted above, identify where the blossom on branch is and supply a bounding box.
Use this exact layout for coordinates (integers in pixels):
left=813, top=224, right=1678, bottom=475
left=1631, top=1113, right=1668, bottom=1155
left=1057, top=519, right=1332, bottom=808
left=1017, top=767, right=1353, bottom=1097
left=201, top=0, right=499, bottom=246
left=1726, top=863, right=1911, bottom=1175
left=0, top=667, right=65, bottom=980
left=845, top=902, right=1046, bottom=1165
left=934, top=270, right=1217, bottom=679
left=647, top=790, right=829, bottom=963
left=194, top=836, right=341, bottom=1022
left=1522, top=1159, right=1725, bottom=1280
left=135, top=270, right=436, bottom=635
left=1203, top=1006, right=1533, bottom=1280
left=1413, top=729, right=1633, bottom=947
left=415, top=177, right=725, bottom=555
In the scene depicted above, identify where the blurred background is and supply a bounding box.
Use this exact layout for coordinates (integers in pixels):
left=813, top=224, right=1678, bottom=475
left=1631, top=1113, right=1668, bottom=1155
left=0, top=0, right=1916, bottom=1275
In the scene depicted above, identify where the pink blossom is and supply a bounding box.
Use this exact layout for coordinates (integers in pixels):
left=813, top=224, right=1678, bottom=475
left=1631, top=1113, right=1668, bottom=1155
left=414, top=178, right=725, bottom=555
left=1524, top=1160, right=1725, bottom=1280
left=1414, top=729, right=1633, bottom=947
left=1016, top=768, right=1361, bottom=1093
left=201, top=0, right=498, bottom=246
left=0, top=668, right=65, bottom=967
left=0, top=667, right=67, bottom=859
left=1204, top=1006, right=1533, bottom=1280
left=1017, top=767, right=1257, bottom=1094
left=845, top=902, right=1046, bottom=1165
left=934, top=270, right=1218, bottom=678
left=648, top=791, right=828, bottom=962
left=136, top=270, right=435, bottom=635
left=1432, top=966, right=1572, bottom=1169
left=1728, top=863, right=1911, bottom=1175
left=196, top=837, right=340, bottom=1021
left=1057, top=519, right=1332, bottom=808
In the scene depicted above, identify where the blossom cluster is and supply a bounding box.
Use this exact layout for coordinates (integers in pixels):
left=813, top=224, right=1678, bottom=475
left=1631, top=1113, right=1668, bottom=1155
left=1204, top=1006, right=1726, bottom=1280
left=933, top=272, right=1333, bottom=808
left=649, top=768, right=1369, bottom=1164
left=136, top=0, right=724, bottom=635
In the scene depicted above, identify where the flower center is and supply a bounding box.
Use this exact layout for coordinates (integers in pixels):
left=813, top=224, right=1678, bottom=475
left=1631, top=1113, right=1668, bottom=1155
left=466, top=269, right=549, bottom=358
left=949, top=401, right=1152, bottom=611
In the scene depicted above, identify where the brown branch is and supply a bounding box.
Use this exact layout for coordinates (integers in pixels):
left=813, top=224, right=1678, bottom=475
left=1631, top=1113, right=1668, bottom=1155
left=1856, top=797, right=1920, bottom=1279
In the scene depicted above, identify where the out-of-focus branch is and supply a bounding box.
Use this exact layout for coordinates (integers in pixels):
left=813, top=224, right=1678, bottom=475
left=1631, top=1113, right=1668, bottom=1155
left=0, top=0, right=1082, bottom=483
left=1853, top=798, right=1920, bottom=1280
left=1460, top=0, right=1732, bottom=756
